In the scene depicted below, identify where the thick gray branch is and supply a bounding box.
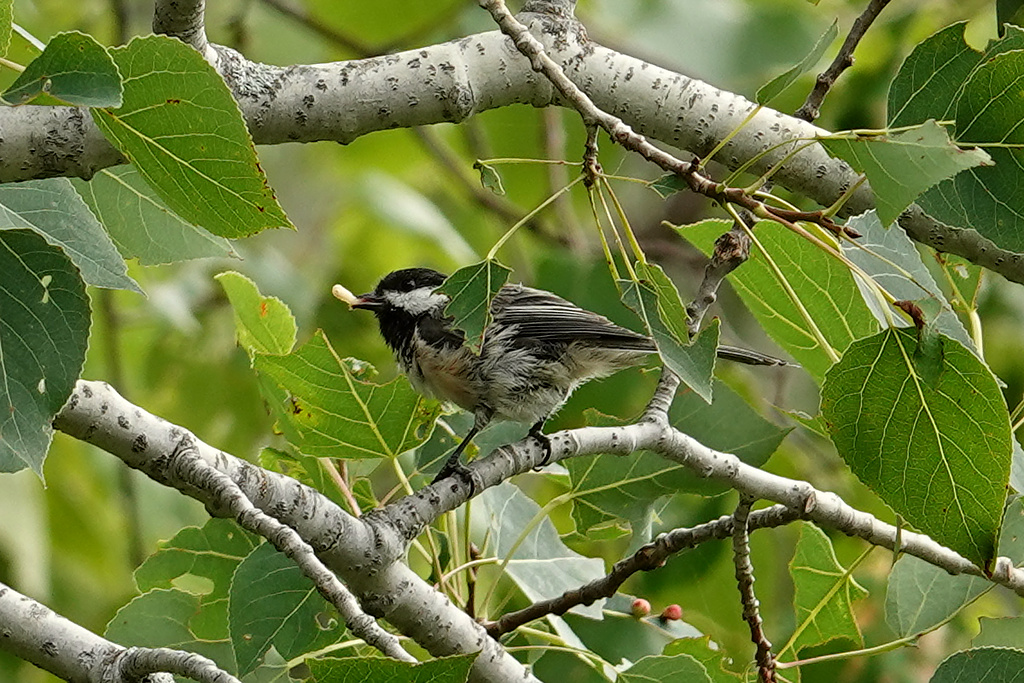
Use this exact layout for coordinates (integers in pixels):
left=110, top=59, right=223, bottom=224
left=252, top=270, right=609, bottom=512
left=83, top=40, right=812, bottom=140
left=0, top=11, right=1018, bottom=280
left=53, top=381, right=538, bottom=683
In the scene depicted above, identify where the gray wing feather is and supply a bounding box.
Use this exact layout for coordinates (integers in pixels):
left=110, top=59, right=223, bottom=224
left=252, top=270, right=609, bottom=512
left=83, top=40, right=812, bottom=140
left=490, top=284, right=655, bottom=351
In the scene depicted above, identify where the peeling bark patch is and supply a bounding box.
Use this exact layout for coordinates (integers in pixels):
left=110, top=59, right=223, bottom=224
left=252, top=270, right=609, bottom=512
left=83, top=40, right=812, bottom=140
left=131, top=433, right=147, bottom=453
left=117, top=415, right=130, bottom=429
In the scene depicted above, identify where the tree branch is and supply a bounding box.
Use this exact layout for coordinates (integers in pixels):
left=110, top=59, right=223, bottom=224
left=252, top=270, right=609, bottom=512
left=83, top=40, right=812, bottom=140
left=795, top=0, right=894, bottom=122
left=732, top=496, right=776, bottom=682
left=53, top=380, right=538, bottom=683
left=483, top=504, right=800, bottom=637
left=0, top=581, right=190, bottom=683
left=166, top=436, right=413, bottom=662
left=0, top=4, right=1018, bottom=281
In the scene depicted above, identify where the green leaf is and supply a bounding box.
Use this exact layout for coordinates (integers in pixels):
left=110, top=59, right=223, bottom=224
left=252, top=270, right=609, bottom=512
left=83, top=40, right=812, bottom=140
left=216, top=271, right=297, bottom=356
left=975, top=616, right=1024, bottom=648
left=568, top=381, right=790, bottom=537
left=0, top=178, right=139, bottom=292
left=474, top=160, right=506, bottom=195
left=0, top=229, right=90, bottom=475
left=756, top=19, right=838, bottom=105
left=917, top=49, right=1024, bottom=253
left=786, top=523, right=867, bottom=656
left=619, top=654, right=713, bottom=683
left=231, top=542, right=343, bottom=676
left=886, top=495, right=1024, bottom=638
left=1000, top=0, right=1024, bottom=29
left=885, top=554, right=989, bottom=638
left=134, top=518, right=260, bottom=598
left=930, top=648, right=1024, bottom=683
left=668, top=380, right=792, bottom=484
left=888, top=23, right=982, bottom=127
left=0, top=31, right=121, bottom=106
left=72, top=166, right=234, bottom=265
left=842, top=210, right=974, bottom=353
left=680, top=219, right=878, bottom=382
left=648, top=173, right=689, bottom=199
left=106, top=588, right=236, bottom=671
left=619, top=261, right=718, bottom=403
left=437, top=259, right=512, bottom=351
left=887, top=23, right=1024, bottom=254
left=663, top=637, right=741, bottom=682
left=561, top=593, right=703, bottom=669
left=131, top=518, right=259, bottom=666
left=92, top=35, right=292, bottom=239
left=0, top=0, right=13, bottom=59
left=821, top=328, right=1010, bottom=567
left=477, top=482, right=606, bottom=619
left=255, top=331, right=441, bottom=459
left=819, top=121, right=991, bottom=227
left=308, top=654, right=477, bottom=682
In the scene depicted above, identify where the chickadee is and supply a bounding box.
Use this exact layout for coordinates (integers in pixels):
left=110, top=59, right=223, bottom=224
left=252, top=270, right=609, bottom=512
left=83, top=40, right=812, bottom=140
left=335, top=267, right=787, bottom=488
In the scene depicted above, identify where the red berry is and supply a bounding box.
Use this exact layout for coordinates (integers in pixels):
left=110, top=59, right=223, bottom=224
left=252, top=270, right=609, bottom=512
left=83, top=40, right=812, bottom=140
left=631, top=598, right=651, bottom=618
left=660, top=604, right=682, bottom=621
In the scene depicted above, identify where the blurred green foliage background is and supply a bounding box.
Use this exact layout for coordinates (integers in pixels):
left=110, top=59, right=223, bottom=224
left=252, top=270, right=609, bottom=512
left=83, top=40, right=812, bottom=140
left=2, top=0, right=1021, bottom=681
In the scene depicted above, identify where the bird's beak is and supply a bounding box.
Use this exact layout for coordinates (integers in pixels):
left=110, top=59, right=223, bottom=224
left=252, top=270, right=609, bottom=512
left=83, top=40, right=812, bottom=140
left=351, top=293, right=385, bottom=310
left=332, top=284, right=384, bottom=310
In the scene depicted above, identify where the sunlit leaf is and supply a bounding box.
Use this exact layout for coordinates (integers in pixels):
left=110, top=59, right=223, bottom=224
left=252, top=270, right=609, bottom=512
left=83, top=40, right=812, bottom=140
left=1, top=31, right=121, bottom=106
left=821, top=328, right=1010, bottom=567
left=73, top=166, right=234, bottom=265
left=231, top=542, right=343, bottom=675
left=819, top=121, right=991, bottom=227
left=92, top=35, right=291, bottom=238
left=756, top=19, right=838, bottom=105
left=787, top=523, right=867, bottom=656
left=0, top=229, right=90, bottom=475
left=680, top=219, right=877, bottom=382
left=437, top=259, right=512, bottom=352
left=255, top=331, right=441, bottom=459
left=217, top=271, right=297, bottom=356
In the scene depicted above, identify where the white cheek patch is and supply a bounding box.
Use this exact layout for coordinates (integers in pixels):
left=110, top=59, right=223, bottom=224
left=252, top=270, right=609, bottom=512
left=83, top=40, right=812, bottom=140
left=386, top=289, right=449, bottom=315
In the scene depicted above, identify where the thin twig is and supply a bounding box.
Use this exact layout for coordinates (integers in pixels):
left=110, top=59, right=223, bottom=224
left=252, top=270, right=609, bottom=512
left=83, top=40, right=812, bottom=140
left=732, top=496, right=776, bottom=683
left=795, top=0, right=893, bottom=122
left=483, top=504, right=800, bottom=637
left=685, top=217, right=752, bottom=335
left=478, top=0, right=858, bottom=247
left=411, top=126, right=550, bottom=237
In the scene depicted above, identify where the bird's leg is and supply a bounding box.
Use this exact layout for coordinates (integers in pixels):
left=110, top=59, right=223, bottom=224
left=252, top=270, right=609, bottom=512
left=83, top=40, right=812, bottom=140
left=432, top=424, right=481, bottom=490
left=528, top=419, right=553, bottom=470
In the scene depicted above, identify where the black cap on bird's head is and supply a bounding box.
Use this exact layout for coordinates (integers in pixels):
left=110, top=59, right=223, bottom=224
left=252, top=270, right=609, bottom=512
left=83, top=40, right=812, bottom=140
left=335, top=268, right=452, bottom=352
left=334, top=268, right=448, bottom=312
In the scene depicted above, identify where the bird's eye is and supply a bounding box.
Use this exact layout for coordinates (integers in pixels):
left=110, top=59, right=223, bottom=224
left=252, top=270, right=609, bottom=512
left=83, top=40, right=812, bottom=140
left=405, top=279, right=416, bottom=291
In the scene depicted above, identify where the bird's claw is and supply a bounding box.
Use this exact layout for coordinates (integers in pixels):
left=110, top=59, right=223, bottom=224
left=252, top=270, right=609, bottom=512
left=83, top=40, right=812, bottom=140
left=432, top=459, right=478, bottom=497
left=530, top=430, right=552, bottom=472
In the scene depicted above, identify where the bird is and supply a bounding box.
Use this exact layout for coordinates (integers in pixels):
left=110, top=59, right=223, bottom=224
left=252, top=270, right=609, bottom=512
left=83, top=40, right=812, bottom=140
left=334, top=267, right=788, bottom=489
